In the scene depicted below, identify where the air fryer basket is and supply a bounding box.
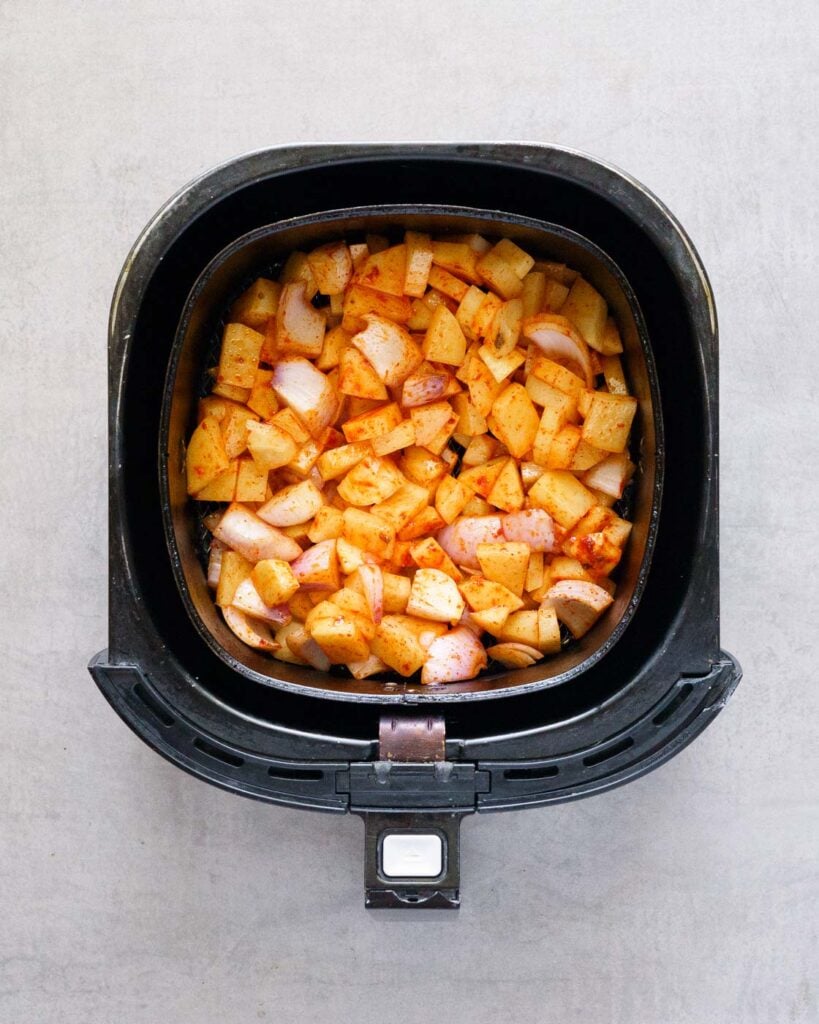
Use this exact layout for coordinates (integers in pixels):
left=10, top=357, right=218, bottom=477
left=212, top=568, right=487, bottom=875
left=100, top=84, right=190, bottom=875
left=163, top=207, right=662, bottom=701
left=90, top=144, right=741, bottom=909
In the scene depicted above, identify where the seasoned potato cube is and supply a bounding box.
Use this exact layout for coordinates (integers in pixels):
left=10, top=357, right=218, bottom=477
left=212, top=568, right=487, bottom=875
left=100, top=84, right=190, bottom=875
left=499, top=610, right=540, bottom=648
left=461, top=434, right=499, bottom=466
left=569, top=438, right=607, bottom=472
left=435, top=475, right=471, bottom=524
left=430, top=240, right=482, bottom=283
left=380, top=572, right=411, bottom=613
left=350, top=314, right=423, bottom=387
left=521, top=272, right=547, bottom=319
left=423, top=305, right=467, bottom=365
left=338, top=455, right=405, bottom=506
left=537, top=605, right=562, bottom=653
left=280, top=251, right=318, bottom=299
left=530, top=355, right=585, bottom=401
left=410, top=401, right=458, bottom=455
left=316, top=440, right=371, bottom=480
left=542, top=278, right=570, bottom=311
left=491, top=383, right=539, bottom=459
left=455, top=285, right=487, bottom=340
left=217, top=323, right=265, bottom=390
left=472, top=291, right=503, bottom=342
left=466, top=355, right=506, bottom=418
left=581, top=392, right=638, bottom=453
left=458, top=456, right=507, bottom=498
left=528, top=470, right=596, bottom=529
left=560, top=277, right=607, bottom=352
left=211, top=380, right=251, bottom=403
left=342, top=284, right=412, bottom=331
left=230, top=277, right=281, bottom=330
left=409, top=537, right=462, bottom=581
left=407, top=568, right=466, bottom=624
left=371, top=615, right=428, bottom=676
left=342, top=507, right=395, bottom=559
left=545, top=424, right=583, bottom=469
left=216, top=550, right=253, bottom=608
left=290, top=538, right=340, bottom=592
left=492, top=298, right=523, bottom=356
left=469, top=605, right=511, bottom=636
left=599, top=316, right=624, bottom=356
left=476, top=246, right=525, bottom=299
left=371, top=419, right=416, bottom=457
left=396, top=505, right=446, bottom=541
left=195, top=461, right=238, bottom=502
left=487, top=458, right=525, bottom=512
left=341, top=402, right=403, bottom=442
left=251, top=559, right=299, bottom=606
left=186, top=416, right=230, bottom=494
left=316, top=325, right=351, bottom=372
left=398, top=446, right=448, bottom=488
left=492, top=239, right=535, bottom=279
left=449, top=393, right=488, bottom=437
left=601, top=354, right=629, bottom=395
left=459, top=576, right=524, bottom=614
left=403, top=231, right=434, bottom=297
left=533, top=260, right=578, bottom=286
left=478, top=343, right=525, bottom=383
left=270, top=407, right=310, bottom=443
left=221, top=403, right=260, bottom=460
left=371, top=481, right=429, bottom=531
left=338, top=347, right=388, bottom=400
left=532, top=388, right=578, bottom=464
left=306, top=241, right=353, bottom=295
left=427, top=265, right=469, bottom=302
left=476, top=541, right=530, bottom=597
left=235, top=457, right=268, bottom=502
left=246, top=420, right=298, bottom=472
left=246, top=369, right=279, bottom=421
left=307, top=505, right=344, bottom=543
left=354, top=244, right=407, bottom=297
left=310, top=614, right=370, bottom=663
left=525, top=550, right=544, bottom=592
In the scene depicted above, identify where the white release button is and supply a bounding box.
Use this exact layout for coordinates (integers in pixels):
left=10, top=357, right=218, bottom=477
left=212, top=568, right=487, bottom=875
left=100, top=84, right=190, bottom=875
left=381, top=833, right=443, bottom=879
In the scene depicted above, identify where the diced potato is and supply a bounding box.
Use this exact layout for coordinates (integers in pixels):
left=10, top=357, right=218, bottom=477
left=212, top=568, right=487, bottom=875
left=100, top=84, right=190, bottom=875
left=338, top=347, right=388, bottom=400
left=530, top=355, right=585, bottom=401
left=458, top=456, right=507, bottom=498
left=354, top=244, right=407, bottom=297
left=472, top=291, right=503, bottom=342
left=396, top=505, right=445, bottom=542
left=186, top=416, right=230, bottom=495
left=341, top=402, right=403, bottom=442
left=407, top=298, right=433, bottom=331
left=427, top=264, right=469, bottom=302
left=461, top=434, right=499, bottom=467
left=476, top=541, right=530, bottom=597
left=491, top=299, right=523, bottom=357
left=537, top=605, right=562, bottom=653
left=423, top=305, right=467, bottom=366
left=246, top=369, right=279, bottom=420
left=430, top=240, right=481, bottom=282
left=569, top=438, right=607, bottom=472
left=246, top=420, right=298, bottom=472
left=381, top=572, right=411, bottom=613
left=601, top=354, right=629, bottom=395
left=337, top=455, right=405, bottom=506
left=521, top=272, right=547, bottom=319
left=350, top=314, right=423, bottom=386
left=455, top=285, right=487, bottom=340
left=499, top=610, right=540, bottom=648
left=542, top=279, right=570, bottom=311
left=217, top=323, right=265, bottom=390
left=469, top=606, right=511, bottom=636
left=307, top=505, right=344, bottom=543
left=435, top=474, right=471, bottom=524
left=409, top=537, right=462, bottom=581
left=371, top=419, right=416, bottom=457
left=257, top=479, right=323, bottom=527
left=560, top=277, right=608, bottom=352
left=316, top=440, right=371, bottom=480
left=487, top=458, right=525, bottom=512
left=231, top=277, right=281, bottom=330
left=450, top=392, right=488, bottom=436
left=466, top=355, right=506, bottom=417
left=310, top=614, right=370, bottom=663
left=371, top=616, right=428, bottom=676
left=525, top=550, right=544, bottom=592
left=545, top=424, right=583, bottom=469
left=459, top=576, right=524, bottom=614
left=410, top=401, right=458, bottom=455
left=235, top=457, right=268, bottom=502
left=195, top=461, right=238, bottom=502
left=599, top=316, right=624, bottom=356
left=342, top=507, right=395, bottom=559
left=532, top=260, right=577, bottom=286
left=532, top=388, right=578, bottom=465
left=492, top=239, right=535, bottom=279
left=478, top=343, right=525, bottom=383
left=407, top=568, right=465, bottom=624
left=216, top=550, right=253, bottom=607
left=270, top=407, right=310, bottom=443
left=476, top=245, right=525, bottom=299
left=210, top=380, right=251, bottom=403
left=581, top=392, right=638, bottom=453
left=316, top=325, right=351, bottom=372
left=221, top=403, right=260, bottom=459
left=306, top=241, right=353, bottom=295
left=251, top=559, right=299, bottom=606
left=398, top=446, right=447, bottom=488
left=404, top=231, right=434, bottom=297
left=370, top=481, right=429, bottom=531
left=520, top=461, right=544, bottom=489
left=528, top=470, right=596, bottom=529
left=491, top=383, right=539, bottom=459
left=342, top=284, right=412, bottom=331
left=291, top=538, right=340, bottom=592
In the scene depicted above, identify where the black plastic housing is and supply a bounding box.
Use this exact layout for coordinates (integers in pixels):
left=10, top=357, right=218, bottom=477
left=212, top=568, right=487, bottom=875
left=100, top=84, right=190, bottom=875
left=90, top=144, right=740, bottom=831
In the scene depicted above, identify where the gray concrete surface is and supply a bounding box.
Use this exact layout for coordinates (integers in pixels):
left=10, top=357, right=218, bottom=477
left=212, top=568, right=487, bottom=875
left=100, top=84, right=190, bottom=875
left=1, top=2, right=817, bottom=1021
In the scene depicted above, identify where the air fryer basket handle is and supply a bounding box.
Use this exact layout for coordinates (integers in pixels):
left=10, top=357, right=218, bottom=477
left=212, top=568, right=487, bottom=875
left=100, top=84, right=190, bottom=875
left=357, top=810, right=468, bottom=910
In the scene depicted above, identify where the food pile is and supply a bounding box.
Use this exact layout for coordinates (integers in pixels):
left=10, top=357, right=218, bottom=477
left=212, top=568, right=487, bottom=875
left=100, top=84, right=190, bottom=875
left=185, top=231, right=638, bottom=684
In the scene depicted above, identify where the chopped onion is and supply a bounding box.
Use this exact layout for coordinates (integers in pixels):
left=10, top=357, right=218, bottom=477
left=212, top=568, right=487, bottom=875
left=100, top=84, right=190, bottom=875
left=502, top=509, right=559, bottom=552
left=222, top=606, right=280, bottom=651
left=231, top=579, right=292, bottom=625
left=213, top=503, right=302, bottom=562
left=271, top=356, right=337, bottom=438
left=522, top=314, right=593, bottom=386
left=421, top=627, right=488, bottom=684
left=543, top=580, right=613, bottom=638
left=436, top=515, right=505, bottom=569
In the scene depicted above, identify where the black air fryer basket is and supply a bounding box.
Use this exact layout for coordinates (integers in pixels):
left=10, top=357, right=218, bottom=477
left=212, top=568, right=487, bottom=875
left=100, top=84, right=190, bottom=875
left=90, top=144, right=741, bottom=908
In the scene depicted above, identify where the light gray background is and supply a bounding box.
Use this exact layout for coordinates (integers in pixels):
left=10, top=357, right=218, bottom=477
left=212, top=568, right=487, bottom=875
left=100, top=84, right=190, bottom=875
left=1, top=2, right=817, bottom=1022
